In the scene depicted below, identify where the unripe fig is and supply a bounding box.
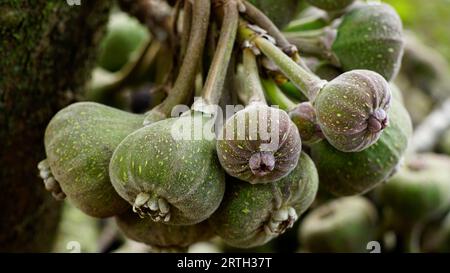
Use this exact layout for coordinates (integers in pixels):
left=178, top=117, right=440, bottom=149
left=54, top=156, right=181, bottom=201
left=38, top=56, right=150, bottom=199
left=247, top=0, right=300, bottom=28
left=299, top=196, right=378, bottom=253
left=331, top=3, right=404, bottom=81
left=116, top=210, right=214, bottom=251
left=109, top=112, right=225, bottom=225
left=306, top=0, right=355, bottom=11
left=216, top=102, right=301, bottom=184
left=209, top=152, right=318, bottom=248
left=378, top=154, right=450, bottom=222
left=44, top=102, right=143, bottom=217
left=288, top=102, right=323, bottom=145
left=310, top=99, right=412, bottom=196
left=97, top=12, right=150, bottom=72
left=314, top=70, right=392, bottom=152
left=313, top=62, right=342, bottom=81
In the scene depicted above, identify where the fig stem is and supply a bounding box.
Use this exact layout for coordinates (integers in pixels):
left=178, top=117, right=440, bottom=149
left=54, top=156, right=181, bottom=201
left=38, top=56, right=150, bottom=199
left=241, top=0, right=311, bottom=72
left=242, top=48, right=266, bottom=104
left=179, top=0, right=193, bottom=65
left=283, top=13, right=328, bottom=33
left=200, top=0, right=239, bottom=107
left=144, top=0, right=210, bottom=124
left=260, top=77, right=296, bottom=111
left=238, top=20, right=327, bottom=102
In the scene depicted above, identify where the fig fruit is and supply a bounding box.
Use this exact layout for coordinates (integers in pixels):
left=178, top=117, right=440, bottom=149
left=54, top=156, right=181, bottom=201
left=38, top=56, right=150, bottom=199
left=97, top=12, right=150, bottom=72
left=209, top=152, right=318, bottom=248
left=314, top=70, right=392, bottom=152
left=109, top=112, right=225, bottom=225
left=310, top=99, right=412, bottom=196
left=216, top=102, right=301, bottom=184
left=116, top=210, right=214, bottom=251
left=288, top=102, right=323, bottom=145
left=422, top=211, right=450, bottom=253
left=306, top=0, right=355, bottom=11
left=44, top=102, right=143, bottom=217
left=331, top=3, right=404, bottom=81
left=378, top=154, right=450, bottom=222
left=247, top=0, right=300, bottom=28
left=299, top=196, right=378, bottom=253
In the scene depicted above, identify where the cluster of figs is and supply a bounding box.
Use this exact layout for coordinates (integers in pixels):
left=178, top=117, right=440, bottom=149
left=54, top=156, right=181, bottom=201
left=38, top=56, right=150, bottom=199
left=39, top=0, right=416, bottom=251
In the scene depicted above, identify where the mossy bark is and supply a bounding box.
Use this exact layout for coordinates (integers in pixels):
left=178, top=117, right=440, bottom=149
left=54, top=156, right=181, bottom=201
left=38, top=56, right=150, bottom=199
left=0, top=0, right=111, bottom=252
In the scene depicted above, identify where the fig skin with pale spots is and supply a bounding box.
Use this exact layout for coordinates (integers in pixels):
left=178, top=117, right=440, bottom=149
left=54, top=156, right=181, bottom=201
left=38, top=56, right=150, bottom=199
left=311, top=99, right=412, bottom=196
left=299, top=196, right=378, bottom=253
left=289, top=102, right=323, bottom=145
left=209, top=152, right=318, bottom=248
left=44, top=102, right=142, bottom=218
left=116, top=209, right=214, bottom=250
left=306, top=0, right=355, bottom=11
left=314, top=70, right=391, bottom=152
left=109, top=111, right=225, bottom=226
left=332, top=3, right=404, bottom=81
left=216, top=103, right=301, bottom=184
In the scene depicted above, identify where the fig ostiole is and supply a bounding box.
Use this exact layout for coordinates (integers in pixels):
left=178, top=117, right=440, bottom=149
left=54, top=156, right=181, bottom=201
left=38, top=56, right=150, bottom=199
left=286, top=2, right=404, bottom=81
left=209, top=152, right=319, bottom=248
left=116, top=209, right=214, bottom=252
left=299, top=196, right=378, bottom=253
left=43, top=102, right=144, bottom=218
left=310, top=99, right=412, bottom=196
left=216, top=48, right=301, bottom=184
left=110, top=0, right=239, bottom=224
left=240, top=22, right=393, bottom=152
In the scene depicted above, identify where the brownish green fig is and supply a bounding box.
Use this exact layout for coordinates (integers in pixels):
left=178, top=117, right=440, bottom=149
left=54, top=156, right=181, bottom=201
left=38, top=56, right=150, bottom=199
left=314, top=70, right=392, bottom=152
left=299, top=196, right=378, bottom=253
left=331, top=3, right=404, bottom=81
left=310, top=99, right=412, bottom=196
left=288, top=102, right=323, bottom=145
left=109, top=111, right=225, bottom=225
left=116, top=209, right=214, bottom=251
left=216, top=102, right=301, bottom=184
left=209, top=152, right=318, bottom=248
left=306, top=0, right=355, bottom=11
left=378, top=154, right=450, bottom=222
left=44, top=102, right=143, bottom=218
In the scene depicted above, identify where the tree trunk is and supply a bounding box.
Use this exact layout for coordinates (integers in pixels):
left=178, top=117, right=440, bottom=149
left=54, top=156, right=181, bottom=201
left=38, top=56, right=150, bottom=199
left=0, top=0, right=111, bottom=252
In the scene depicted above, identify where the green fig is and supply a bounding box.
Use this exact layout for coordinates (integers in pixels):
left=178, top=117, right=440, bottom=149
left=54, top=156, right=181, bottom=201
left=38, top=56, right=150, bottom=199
left=216, top=102, right=301, bottom=184
left=247, top=0, right=300, bottom=28
left=116, top=210, right=214, bottom=251
left=314, top=70, right=392, bottom=152
left=44, top=102, right=143, bottom=217
left=310, top=99, right=412, bottom=196
left=286, top=3, right=404, bottom=81
left=331, top=3, right=404, bottom=81
left=299, top=196, right=378, bottom=253
left=209, top=152, right=318, bottom=248
left=306, top=0, right=355, bottom=11
left=378, top=154, right=450, bottom=222
left=97, top=12, right=150, bottom=72
left=109, top=111, right=226, bottom=225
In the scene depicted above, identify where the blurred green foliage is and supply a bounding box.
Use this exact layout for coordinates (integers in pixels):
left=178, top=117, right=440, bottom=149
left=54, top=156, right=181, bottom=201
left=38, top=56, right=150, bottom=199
left=384, top=0, right=450, bottom=62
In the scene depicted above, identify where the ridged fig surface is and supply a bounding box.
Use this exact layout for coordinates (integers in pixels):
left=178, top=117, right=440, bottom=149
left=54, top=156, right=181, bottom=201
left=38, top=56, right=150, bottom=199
left=209, top=152, right=318, bottom=248
left=306, top=0, right=355, bottom=11
left=332, top=3, right=404, bottom=81
left=314, top=70, right=391, bottom=152
left=289, top=102, right=323, bottom=145
left=299, top=196, right=378, bottom=253
left=217, top=103, right=301, bottom=184
left=44, top=102, right=142, bottom=218
left=109, top=112, right=225, bottom=225
left=116, top=210, right=214, bottom=250
left=311, top=99, right=412, bottom=196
